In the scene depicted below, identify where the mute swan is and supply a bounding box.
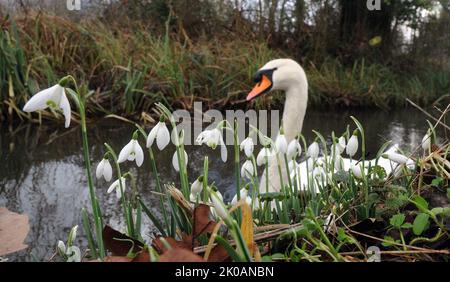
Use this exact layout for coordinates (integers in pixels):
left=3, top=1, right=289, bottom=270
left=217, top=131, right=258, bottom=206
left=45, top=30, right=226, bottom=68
left=246, top=59, right=414, bottom=194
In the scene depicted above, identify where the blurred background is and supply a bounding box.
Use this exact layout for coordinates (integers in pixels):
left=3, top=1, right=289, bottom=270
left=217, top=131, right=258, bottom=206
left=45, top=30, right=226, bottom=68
left=0, top=0, right=449, bottom=118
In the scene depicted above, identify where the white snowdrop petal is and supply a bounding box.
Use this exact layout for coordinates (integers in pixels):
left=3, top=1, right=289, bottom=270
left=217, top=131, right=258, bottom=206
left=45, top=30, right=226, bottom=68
left=346, top=135, right=359, bottom=157
left=275, top=135, right=288, bottom=154
left=156, top=123, right=171, bottom=150
left=103, top=160, right=113, bottom=182
left=59, top=89, right=71, bottom=128
left=147, top=123, right=160, bottom=148
left=23, top=85, right=61, bottom=112
left=117, top=141, right=134, bottom=163
left=96, top=160, right=105, bottom=180
left=134, top=141, right=144, bottom=167
left=220, top=137, right=228, bottom=162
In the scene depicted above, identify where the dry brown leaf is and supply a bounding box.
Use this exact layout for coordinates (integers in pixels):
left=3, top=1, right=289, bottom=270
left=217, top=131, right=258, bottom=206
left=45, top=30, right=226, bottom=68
left=207, top=244, right=230, bottom=262
left=193, top=204, right=217, bottom=237
left=102, top=225, right=144, bottom=256
left=0, top=207, right=29, bottom=256
left=159, top=248, right=204, bottom=262
left=152, top=236, right=191, bottom=254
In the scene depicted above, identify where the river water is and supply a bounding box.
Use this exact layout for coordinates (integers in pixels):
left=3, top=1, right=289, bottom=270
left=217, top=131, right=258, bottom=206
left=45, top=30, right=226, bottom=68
left=0, top=108, right=438, bottom=261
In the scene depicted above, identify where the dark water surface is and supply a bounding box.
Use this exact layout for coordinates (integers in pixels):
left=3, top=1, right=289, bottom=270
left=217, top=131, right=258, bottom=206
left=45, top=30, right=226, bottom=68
left=0, top=108, right=435, bottom=261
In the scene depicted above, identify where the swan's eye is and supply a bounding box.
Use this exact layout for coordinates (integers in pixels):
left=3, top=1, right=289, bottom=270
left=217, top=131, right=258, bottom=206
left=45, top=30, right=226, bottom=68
left=253, top=68, right=277, bottom=84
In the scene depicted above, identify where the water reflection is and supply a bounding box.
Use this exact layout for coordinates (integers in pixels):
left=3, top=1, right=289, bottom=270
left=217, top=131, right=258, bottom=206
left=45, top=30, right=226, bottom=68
left=0, top=108, right=436, bottom=261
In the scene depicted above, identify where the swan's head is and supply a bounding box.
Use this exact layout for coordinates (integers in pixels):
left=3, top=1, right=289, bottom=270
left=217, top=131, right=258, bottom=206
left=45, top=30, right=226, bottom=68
left=247, top=58, right=306, bottom=101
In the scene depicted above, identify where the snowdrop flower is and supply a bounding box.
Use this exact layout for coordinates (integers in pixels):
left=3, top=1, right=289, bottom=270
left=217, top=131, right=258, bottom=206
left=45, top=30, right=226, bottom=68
left=307, top=142, right=320, bottom=159
left=257, top=147, right=273, bottom=166
left=240, top=137, right=254, bottom=157
left=23, top=83, right=71, bottom=128
left=118, top=135, right=144, bottom=167
left=66, top=246, right=81, bottom=262
left=172, top=149, right=188, bottom=172
left=346, top=132, right=358, bottom=158
left=210, top=190, right=229, bottom=222
left=334, top=154, right=344, bottom=171
left=275, top=134, right=288, bottom=154
left=287, top=139, right=302, bottom=159
left=231, top=188, right=249, bottom=205
left=337, top=136, right=346, bottom=153
left=68, top=225, right=78, bottom=244
left=107, top=177, right=127, bottom=199
left=57, top=241, right=66, bottom=256
left=190, top=177, right=203, bottom=196
left=196, top=128, right=227, bottom=162
left=421, top=131, right=431, bottom=151
left=350, top=163, right=363, bottom=179
left=241, top=159, right=256, bottom=180
left=96, top=158, right=113, bottom=181
left=146, top=121, right=170, bottom=150
left=383, top=152, right=410, bottom=165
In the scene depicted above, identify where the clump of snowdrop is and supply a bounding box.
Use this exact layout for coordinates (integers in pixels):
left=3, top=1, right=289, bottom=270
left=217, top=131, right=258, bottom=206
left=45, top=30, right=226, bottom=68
left=96, top=157, right=113, bottom=182
left=274, top=132, right=288, bottom=154
left=107, top=176, right=127, bottom=199
left=241, top=159, right=256, bottom=180
left=346, top=130, right=359, bottom=158
left=172, top=149, right=188, bottom=172
left=118, top=132, right=144, bottom=167
left=307, top=141, right=320, bottom=159
left=56, top=225, right=81, bottom=262
left=240, top=137, right=255, bottom=158
left=231, top=187, right=251, bottom=205
left=23, top=77, right=72, bottom=128
left=287, top=138, right=302, bottom=160
left=257, top=147, right=273, bottom=166
left=146, top=118, right=171, bottom=150
left=350, top=163, right=363, bottom=179
left=196, top=125, right=227, bottom=162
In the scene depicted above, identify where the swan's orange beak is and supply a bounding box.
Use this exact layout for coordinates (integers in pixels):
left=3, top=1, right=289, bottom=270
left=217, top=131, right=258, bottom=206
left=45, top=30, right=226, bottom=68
left=247, top=74, right=272, bottom=101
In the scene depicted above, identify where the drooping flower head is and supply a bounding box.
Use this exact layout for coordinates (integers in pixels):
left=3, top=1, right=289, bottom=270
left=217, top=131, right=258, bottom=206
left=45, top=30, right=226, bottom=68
left=118, top=131, right=144, bottom=167
left=23, top=77, right=72, bottom=128
left=240, top=137, right=255, bottom=158
left=346, top=130, right=359, bottom=158
left=96, top=157, right=113, bottom=181
left=196, top=126, right=227, bottom=162
left=107, top=177, right=127, bottom=199
left=147, top=117, right=171, bottom=150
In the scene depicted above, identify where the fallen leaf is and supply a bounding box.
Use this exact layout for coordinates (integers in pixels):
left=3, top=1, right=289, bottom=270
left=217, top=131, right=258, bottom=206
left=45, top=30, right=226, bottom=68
left=132, top=251, right=150, bottom=262
left=159, top=248, right=204, bottom=262
left=207, top=244, right=230, bottom=262
left=102, top=225, right=144, bottom=256
left=193, top=204, right=217, bottom=238
left=152, top=236, right=191, bottom=253
left=0, top=207, right=29, bottom=256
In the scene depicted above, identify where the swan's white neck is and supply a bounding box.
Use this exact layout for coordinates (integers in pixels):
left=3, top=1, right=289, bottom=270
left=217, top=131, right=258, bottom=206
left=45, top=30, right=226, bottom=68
left=282, top=83, right=308, bottom=142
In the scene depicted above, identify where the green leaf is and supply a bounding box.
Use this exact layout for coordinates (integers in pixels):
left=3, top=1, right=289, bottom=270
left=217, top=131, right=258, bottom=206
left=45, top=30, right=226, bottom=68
left=401, top=223, right=413, bottom=229
left=261, top=256, right=273, bottom=262
left=390, top=213, right=405, bottom=228
left=431, top=177, right=443, bottom=187
left=412, top=196, right=429, bottom=212
left=413, top=213, right=430, bottom=235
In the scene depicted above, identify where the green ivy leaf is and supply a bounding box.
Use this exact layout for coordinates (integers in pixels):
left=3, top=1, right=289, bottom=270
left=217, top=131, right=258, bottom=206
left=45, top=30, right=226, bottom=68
left=390, top=213, right=405, bottom=228
left=413, top=213, right=430, bottom=235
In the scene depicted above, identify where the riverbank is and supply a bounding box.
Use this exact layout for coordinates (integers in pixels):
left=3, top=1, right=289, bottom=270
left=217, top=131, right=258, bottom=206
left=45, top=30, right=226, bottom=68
left=1, top=12, right=449, bottom=125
